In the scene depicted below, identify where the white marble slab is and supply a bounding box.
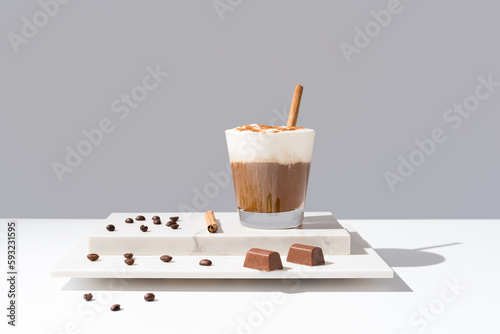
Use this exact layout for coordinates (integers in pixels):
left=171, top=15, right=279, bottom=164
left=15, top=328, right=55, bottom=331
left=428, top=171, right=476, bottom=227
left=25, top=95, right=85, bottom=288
left=52, top=223, right=393, bottom=279
left=89, top=212, right=351, bottom=256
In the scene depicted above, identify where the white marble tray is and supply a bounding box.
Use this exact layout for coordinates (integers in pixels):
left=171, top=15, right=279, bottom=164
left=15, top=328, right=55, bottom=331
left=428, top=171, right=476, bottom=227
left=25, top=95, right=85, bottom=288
left=51, top=212, right=393, bottom=279
left=89, top=212, right=351, bottom=256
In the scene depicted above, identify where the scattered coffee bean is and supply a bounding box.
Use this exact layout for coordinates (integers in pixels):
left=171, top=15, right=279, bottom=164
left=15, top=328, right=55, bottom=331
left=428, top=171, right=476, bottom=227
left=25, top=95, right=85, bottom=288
left=170, top=223, right=179, bottom=229
left=152, top=216, right=160, bottom=220
left=124, top=253, right=133, bottom=259
left=170, top=216, right=179, bottom=221
left=140, top=225, right=148, bottom=232
left=199, top=259, right=212, bottom=266
left=87, top=254, right=99, bottom=261
left=166, top=220, right=175, bottom=226
left=144, top=293, right=155, bottom=302
left=110, top=304, right=121, bottom=311
left=153, top=219, right=162, bottom=225
left=125, top=218, right=133, bottom=224
left=136, top=215, right=146, bottom=221
left=160, top=255, right=172, bottom=262
left=83, top=293, right=93, bottom=301
left=106, top=224, right=115, bottom=231
left=124, top=258, right=135, bottom=265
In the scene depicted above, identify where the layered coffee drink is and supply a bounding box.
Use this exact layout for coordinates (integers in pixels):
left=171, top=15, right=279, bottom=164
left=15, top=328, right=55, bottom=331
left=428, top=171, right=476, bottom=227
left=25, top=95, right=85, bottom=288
left=231, top=161, right=310, bottom=213
left=225, top=124, right=315, bottom=229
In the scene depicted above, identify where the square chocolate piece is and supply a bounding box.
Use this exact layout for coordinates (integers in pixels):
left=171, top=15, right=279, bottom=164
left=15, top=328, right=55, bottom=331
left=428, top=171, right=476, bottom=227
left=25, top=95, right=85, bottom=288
left=286, top=244, right=325, bottom=266
left=243, top=248, right=283, bottom=272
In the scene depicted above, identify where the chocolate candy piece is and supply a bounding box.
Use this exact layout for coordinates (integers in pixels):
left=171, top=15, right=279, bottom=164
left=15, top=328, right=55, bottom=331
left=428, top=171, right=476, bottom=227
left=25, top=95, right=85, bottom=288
left=170, top=223, right=179, bottom=229
left=286, top=244, right=325, bottom=266
left=169, top=216, right=179, bottom=221
left=123, top=253, right=133, bottom=259
left=125, top=218, right=133, bottom=223
left=153, top=219, right=162, bottom=225
left=140, top=225, right=148, bottom=232
left=124, top=258, right=135, bottom=265
left=152, top=216, right=160, bottom=220
left=106, top=224, right=115, bottom=231
left=83, top=293, right=93, bottom=301
left=199, top=259, right=212, bottom=266
left=144, top=293, right=155, bottom=301
left=160, top=255, right=172, bottom=262
left=243, top=248, right=283, bottom=272
left=110, top=304, right=121, bottom=311
left=87, top=254, right=99, bottom=261
left=136, top=215, right=146, bottom=221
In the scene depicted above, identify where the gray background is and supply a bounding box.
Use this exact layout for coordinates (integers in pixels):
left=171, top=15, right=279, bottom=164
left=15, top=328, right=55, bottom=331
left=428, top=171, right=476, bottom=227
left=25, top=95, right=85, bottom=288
left=1, top=0, right=499, bottom=219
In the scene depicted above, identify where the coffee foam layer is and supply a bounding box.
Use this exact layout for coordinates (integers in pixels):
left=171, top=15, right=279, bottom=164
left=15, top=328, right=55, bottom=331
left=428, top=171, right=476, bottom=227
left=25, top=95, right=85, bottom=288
left=225, top=126, right=315, bottom=164
left=235, top=124, right=305, bottom=133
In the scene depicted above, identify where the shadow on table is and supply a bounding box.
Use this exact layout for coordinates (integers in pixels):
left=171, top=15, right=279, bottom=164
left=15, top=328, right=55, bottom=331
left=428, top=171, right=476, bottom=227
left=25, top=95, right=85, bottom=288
left=62, top=272, right=411, bottom=293
left=374, top=242, right=462, bottom=267
left=348, top=224, right=462, bottom=268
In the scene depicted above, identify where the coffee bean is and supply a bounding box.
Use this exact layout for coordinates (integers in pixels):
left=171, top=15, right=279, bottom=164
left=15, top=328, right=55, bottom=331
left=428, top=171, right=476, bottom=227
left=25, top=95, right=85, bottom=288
left=166, top=220, right=175, bottom=226
left=153, top=219, right=162, bottom=225
left=140, top=225, right=148, bottom=232
left=199, top=259, right=212, bottom=266
left=152, top=216, right=160, bottom=220
left=106, top=224, right=115, bottom=231
left=124, top=258, right=135, bottom=265
left=160, top=255, right=172, bottom=262
left=136, top=215, right=145, bottom=221
left=87, top=254, right=99, bottom=261
left=170, top=223, right=179, bottom=229
left=124, top=253, right=133, bottom=259
left=83, top=293, right=93, bottom=301
left=169, top=216, right=179, bottom=221
left=110, top=304, right=121, bottom=311
left=125, top=218, right=133, bottom=224
left=144, top=293, right=155, bottom=302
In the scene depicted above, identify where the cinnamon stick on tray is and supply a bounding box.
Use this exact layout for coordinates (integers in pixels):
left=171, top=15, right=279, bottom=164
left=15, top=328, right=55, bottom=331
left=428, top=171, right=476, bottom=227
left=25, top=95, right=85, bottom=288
left=205, top=210, right=218, bottom=233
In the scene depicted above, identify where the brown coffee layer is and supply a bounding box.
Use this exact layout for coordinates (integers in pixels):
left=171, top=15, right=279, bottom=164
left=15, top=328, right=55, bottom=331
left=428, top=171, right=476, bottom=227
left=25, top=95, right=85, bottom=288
left=230, top=161, right=311, bottom=213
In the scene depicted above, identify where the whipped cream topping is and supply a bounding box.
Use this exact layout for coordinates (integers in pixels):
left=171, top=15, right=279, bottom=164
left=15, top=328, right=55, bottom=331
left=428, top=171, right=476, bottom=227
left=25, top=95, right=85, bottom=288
left=225, top=124, right=315, bottom=164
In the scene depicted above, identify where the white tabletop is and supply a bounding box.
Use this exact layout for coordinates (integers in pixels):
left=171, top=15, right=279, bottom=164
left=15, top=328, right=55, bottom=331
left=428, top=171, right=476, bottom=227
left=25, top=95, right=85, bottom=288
left=1, top=218, right=498, bottom=334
